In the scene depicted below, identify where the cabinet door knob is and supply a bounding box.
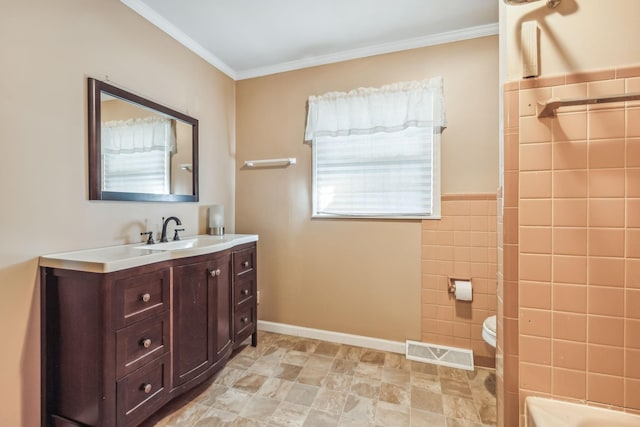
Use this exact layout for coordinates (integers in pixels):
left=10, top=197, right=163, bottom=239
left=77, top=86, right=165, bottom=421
left=141, top=338, right=152, bottom=348
left=141, top=293, right=151, bottom=303
left=242, top=261, right=249, bottom=268
left=241, top=289, right=249, bottom=295
left=141, top=383, right=152, bottom=394
left=242, top=317, right=249, bottom=323
left=210, top=269, right=221, bottom=277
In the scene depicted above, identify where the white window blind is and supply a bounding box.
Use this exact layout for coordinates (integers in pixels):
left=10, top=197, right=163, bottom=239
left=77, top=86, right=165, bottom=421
left=306, top=77, right=445, bottom=218
left=102, top=151, right=170, bottom=194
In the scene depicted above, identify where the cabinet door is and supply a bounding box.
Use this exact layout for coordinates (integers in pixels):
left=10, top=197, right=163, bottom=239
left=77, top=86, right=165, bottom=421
left=213, top=257, right=233, bottom=361
left=172, top=255, right=233, bottom=387
left=172, top=260, right=214, bottom=386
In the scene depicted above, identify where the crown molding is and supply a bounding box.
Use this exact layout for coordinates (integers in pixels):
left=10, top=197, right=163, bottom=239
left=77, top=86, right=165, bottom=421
left=121, top=0, right=498, bottom=82
left=235, top=23, right=499, bottom=80
left=120, top=0, right=237, bottom=80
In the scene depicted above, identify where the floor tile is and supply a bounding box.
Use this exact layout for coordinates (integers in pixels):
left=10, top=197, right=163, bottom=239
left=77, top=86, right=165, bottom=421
left=341, top=395, right=376, bottom=423
left=302, top=409, right=341, bottom=427
left=410, top=408, right=446, bottom=427
left=239, top=395, right=280, bottom=420
left=233, top=373, right=269, bottom=393
left=442, top=395, right=482, bottom=423
left=311, top=388, right=347, bottom=415
left=350, top=376, right=381, bottom=400
left=285, top=383, right=320, bottom=406
left=149, top=332, right=497, bottom=427
left=379, top=382, right=410, bottom=406
left=374, top=401, right=409, bottom=425
left=410, top=386, right=444, bottom=414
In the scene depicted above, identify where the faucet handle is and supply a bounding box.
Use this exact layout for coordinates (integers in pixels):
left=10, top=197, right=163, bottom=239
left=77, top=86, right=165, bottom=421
left=140, top=231, right=155, bottom=245
left=173, top=228, right=184, bottom=241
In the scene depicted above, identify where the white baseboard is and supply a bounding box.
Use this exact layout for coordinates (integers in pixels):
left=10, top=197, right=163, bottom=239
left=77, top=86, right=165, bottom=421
left=257, top=320, right=406, bottom=354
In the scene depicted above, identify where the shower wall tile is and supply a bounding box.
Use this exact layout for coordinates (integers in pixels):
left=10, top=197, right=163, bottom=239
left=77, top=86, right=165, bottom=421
left=552, top=368, right=586, bottom=400
left=588, top=139, right=625, bottom=169
left=588, top=169, right=626, bottom=197
left=508, top=65, right=640, bottom=423
left=552, top=340, right=586, bottom=371
left=552, top=198, right=587, bottom=226
left=589, top=109, right=625, bottom=139
left=627, top=108, right=640, bottom=137
left=628, top=139, right=640, bottom=167
left=552, top=170, right=588, bottom=198
left=553, top=228, right=587, bottom=256
left=519, top=199, right=551, bottom=226
left=589, top=198, right=625, bottom=227
left=552, top=112, right=587, bottom=141
left=552, top=140, right=587, bottom=170
left=627, top=169, right=640, bottom=197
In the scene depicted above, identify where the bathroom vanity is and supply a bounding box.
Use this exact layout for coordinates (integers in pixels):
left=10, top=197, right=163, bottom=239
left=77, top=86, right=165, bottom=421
left=39, top=235, right=258, bottom=427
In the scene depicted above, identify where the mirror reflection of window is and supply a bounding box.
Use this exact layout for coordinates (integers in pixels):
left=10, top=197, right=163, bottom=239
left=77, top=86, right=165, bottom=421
left=101, top=116, right=175, bottom=194
left=100, top=95, right=193, bottom=196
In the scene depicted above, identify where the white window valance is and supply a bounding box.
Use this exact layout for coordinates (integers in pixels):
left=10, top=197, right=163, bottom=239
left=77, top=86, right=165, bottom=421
left=102, top=116, right=176, bottom=154
left=305, top=76, right=446, bottom=141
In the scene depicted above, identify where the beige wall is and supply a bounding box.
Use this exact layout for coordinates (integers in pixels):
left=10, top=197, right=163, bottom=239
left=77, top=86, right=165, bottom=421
left=504, top=0, right=640, bottom=80
left=0, top=1, right=236, bottom=425
left=236, top=36, right=499, bottom=342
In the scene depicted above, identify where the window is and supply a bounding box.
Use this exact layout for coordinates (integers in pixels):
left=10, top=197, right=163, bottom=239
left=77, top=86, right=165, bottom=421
left=305, top=77, right=445, bottom=219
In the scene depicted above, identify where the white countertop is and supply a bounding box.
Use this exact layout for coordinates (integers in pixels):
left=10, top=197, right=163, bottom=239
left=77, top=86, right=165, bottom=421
left=39, top=234, right=259, bottom=273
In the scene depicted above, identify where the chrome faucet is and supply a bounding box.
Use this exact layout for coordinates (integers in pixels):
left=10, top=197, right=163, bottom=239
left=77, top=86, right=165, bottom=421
left=160, top=216, right=182, bottom=242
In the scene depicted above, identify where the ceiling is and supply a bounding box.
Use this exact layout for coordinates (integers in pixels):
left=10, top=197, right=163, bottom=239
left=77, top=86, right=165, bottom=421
left=121, top=0, right=499, bottom=80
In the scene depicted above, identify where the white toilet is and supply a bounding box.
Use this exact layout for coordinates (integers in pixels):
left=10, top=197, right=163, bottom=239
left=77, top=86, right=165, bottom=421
left=482, top=315, right=497, bottom=348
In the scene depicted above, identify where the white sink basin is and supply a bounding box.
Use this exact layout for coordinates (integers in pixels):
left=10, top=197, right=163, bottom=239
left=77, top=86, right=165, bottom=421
left=135, top=236, right=234, bottom=251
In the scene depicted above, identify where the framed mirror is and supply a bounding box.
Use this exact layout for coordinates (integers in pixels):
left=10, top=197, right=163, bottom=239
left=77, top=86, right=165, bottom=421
left=88, top=78, right=199, bottom=202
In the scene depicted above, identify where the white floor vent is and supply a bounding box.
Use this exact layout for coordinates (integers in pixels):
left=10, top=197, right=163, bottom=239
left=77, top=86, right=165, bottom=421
left=405, top=340, right=474, bottom=371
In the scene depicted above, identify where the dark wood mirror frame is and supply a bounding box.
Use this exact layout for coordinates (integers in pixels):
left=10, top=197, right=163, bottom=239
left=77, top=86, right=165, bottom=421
left=88, top=78, right=199, bottom=202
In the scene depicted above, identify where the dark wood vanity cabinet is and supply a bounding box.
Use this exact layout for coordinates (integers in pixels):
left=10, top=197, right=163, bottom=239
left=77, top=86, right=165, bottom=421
left=41, top=242, right=257, bottom=427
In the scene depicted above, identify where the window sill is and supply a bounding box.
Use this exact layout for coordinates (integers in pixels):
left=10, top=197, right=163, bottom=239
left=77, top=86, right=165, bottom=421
left=311, top=214, right=441, bottom=220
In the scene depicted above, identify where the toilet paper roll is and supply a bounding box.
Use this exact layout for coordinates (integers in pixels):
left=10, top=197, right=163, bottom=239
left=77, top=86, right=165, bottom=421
left=454, top=280, right=473, bottom=301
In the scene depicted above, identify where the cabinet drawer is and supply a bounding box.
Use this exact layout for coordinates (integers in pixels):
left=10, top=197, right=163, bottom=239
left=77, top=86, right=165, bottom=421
left=117, top=268, right=170, bottom=327
left=116, top=313, right=169, bottom=379
left=117, top=353, right=169, bottom=427
left=235, top=305, right=255, bottom=338
left=235, top=275, right=255, bottom=307
left=233, top=247, right=255, bottom=276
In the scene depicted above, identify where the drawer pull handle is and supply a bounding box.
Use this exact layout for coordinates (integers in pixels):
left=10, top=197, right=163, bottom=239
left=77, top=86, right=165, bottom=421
left=241, top=289, right=249, bottom=295
left=242, top=261, right=250, bottom=268
left=242, top=317, right=249, bottom=323
left=210, top=269, right=221, bottom=277
left=141, top=383, right=152, bottom=394
left=141, top=293, right=151, bottom=303
left=141, top=338, right=152, bottom=348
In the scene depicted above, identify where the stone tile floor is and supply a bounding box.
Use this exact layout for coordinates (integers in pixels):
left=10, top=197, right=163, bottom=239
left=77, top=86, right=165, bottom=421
left=145, top=332, right=496, bottom=426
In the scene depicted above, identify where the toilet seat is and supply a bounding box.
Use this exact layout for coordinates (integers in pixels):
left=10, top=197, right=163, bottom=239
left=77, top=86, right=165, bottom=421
left=482, top=315, right=497, bottom=348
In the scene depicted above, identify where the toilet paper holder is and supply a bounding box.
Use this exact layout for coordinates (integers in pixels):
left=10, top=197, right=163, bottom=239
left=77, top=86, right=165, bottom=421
left=448, top=277, right=472, bottom=295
